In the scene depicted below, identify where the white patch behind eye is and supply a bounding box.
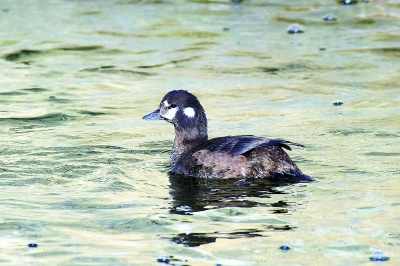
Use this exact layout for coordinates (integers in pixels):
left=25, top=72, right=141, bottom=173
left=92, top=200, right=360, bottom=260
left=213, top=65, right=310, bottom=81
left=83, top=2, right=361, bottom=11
left=163, top=100, right=169, bottom=107
left=183, top=107, right=195, bottom=118
left=163, top=107, right=178, bottom=120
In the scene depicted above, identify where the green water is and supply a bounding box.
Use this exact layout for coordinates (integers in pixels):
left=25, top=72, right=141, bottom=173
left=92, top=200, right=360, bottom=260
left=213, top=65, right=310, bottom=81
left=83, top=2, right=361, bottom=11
left=0, top=0, right=399, bottom=265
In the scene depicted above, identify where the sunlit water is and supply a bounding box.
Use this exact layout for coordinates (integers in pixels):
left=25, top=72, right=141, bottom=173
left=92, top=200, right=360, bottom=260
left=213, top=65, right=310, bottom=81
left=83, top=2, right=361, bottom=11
left=0, top=0, right=399, bottom=265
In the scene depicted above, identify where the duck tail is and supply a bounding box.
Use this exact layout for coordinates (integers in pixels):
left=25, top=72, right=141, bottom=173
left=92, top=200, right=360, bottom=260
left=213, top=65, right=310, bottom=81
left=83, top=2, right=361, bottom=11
left=271, top=169, right=314, bottom=183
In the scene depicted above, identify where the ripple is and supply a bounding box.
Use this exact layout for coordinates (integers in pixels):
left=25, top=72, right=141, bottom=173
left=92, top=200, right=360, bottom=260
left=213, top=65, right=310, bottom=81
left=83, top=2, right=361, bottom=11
left=0, top=113, right=73, bottom=122
left=0, top=90, right=26, bottom=96
left=78, top=110, right=107, bottom=116
left=364, top=152, right=400, bottom=157
left=22, top=87, right=48, bottom=92
left=137, top=56, right=200, bottom=69
left=157, top=30, right=220, bottom=38
left=57, top=45, right=104, bottom=51
left=3, top=46, right=122, bottom=63
left=80, top=66, right=156, bottom=76
left=3, top=49, right=42, bottom=61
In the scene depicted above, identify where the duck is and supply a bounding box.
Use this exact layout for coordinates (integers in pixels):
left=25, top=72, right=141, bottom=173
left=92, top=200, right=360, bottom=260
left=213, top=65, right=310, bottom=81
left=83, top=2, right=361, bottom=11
left=143, top=90, right=313, bottom=183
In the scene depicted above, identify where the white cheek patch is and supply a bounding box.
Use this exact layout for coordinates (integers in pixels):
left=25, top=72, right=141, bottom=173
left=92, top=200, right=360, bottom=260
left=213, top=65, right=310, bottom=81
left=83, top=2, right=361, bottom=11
left=183, top=107, right=195, bottom=118
left=163, top=107, right=178, bottom=120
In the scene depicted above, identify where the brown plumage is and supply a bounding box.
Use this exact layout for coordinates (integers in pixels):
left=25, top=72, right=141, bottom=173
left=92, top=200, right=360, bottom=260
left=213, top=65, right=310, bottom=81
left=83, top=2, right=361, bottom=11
left=143, top=90, right=313, bottom=183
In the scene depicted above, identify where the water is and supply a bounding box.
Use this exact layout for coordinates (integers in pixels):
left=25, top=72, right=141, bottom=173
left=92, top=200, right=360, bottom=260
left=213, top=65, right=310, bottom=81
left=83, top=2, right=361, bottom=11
left=0, top=0, right=399, bottom=265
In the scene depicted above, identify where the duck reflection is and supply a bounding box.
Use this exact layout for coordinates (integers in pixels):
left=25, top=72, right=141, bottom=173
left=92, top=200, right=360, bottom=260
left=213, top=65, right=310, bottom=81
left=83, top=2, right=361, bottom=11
left=167, top=175, right=297, bottom=247
left=168, top=175, right=290, bottom=215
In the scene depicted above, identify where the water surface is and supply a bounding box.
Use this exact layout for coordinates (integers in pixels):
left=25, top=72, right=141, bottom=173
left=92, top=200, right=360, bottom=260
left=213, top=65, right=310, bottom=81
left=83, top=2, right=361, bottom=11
left=0, top=0, right=399, bottom=265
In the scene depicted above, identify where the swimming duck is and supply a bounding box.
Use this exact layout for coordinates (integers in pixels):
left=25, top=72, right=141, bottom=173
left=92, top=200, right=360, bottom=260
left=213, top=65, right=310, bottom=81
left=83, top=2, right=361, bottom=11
left=143, top=90, right=313, bottom=183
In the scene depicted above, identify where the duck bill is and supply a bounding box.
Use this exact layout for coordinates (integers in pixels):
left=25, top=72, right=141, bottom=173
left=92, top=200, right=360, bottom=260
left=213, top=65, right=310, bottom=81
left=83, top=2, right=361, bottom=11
left=143, top=109, right=163, bottom=120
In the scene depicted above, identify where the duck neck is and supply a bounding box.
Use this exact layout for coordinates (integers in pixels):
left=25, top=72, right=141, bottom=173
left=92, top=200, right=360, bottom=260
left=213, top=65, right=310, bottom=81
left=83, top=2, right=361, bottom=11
left=171, top=110, right=207, bottom=166
left=170, top=126, right=207, bottom=174
left=172, top=125, right=208, bottom=154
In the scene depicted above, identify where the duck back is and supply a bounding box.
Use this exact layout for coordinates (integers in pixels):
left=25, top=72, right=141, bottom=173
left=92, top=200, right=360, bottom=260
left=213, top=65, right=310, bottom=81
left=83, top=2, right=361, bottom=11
left=172, top=135, right=313, bottom=182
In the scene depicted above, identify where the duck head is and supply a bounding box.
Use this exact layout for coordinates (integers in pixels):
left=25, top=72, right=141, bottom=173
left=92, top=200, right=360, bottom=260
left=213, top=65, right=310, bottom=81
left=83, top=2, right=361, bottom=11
left=143, top=90, right=208, bottom=145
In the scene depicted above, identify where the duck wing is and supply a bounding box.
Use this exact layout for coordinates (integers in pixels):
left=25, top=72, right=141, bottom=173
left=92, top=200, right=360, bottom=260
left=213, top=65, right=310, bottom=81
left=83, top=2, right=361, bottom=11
left=195, top=135, right=304, bottom=156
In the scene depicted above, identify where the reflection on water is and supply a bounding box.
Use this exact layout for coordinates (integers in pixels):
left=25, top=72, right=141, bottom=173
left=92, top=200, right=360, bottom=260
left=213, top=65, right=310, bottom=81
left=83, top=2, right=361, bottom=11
left=169, top=175, right=291, bottom=214
left=167, top=176, right=298, bottom=247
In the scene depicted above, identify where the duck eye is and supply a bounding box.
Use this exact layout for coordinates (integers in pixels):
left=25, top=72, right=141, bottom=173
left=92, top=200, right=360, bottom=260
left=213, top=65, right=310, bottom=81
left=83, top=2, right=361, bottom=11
left=170, top=104, right=177, bottom=108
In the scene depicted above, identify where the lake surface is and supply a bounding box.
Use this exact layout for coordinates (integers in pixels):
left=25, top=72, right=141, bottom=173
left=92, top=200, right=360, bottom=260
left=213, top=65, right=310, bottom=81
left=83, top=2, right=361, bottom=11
left=0, top=0, right=399, bottom=265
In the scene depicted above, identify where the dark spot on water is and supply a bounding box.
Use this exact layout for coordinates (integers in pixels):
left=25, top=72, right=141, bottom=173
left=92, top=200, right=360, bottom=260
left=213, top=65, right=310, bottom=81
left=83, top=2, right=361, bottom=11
left=333, top=101, right=343, bottom=106
left=3, top=49, right=42, bottom=61
left=171, top=233, right=216, bottom=247
left=272, top=209, right=288, bottom=214
left=79, top=110, right=107, bottom=116
left=280, top=245, right=290, bottom=251
left=287, top=24, right=304, bottom=34
left=137, top=63, right=165, bottom=69
left=319, top=47, right=326, bottom=51
left=57, top=45, right=103, bottom=51
left=370, top=251, right=390, bottom=262
left=223, top=27, right=230, bottom=31
left=271, top=201, right=288, bottom=207
left=356, top=18, right=375, bottom=25
left=369, top=256, right=390, bottom=262
left=3, top=8, right=9, bottom=12
left=258, top=67, right=280, bottom=73
left=324, top=14, right=337, bottom=21
left=99, top=65, right=114, bottom=69
left=28, top=243, right=38, bottom=248
left=23, top=87, right=48, bottom=92
left=157, top=256, right=170, bottom=264
left=49, top=96, right=56, bottom=99
left=106, top=145, right=124, bottom=150
left=157, top=255, right=188, bottom=265
left=270, top=225, right=295, bottom=231
left=338, top=0, right=358, bottom=4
